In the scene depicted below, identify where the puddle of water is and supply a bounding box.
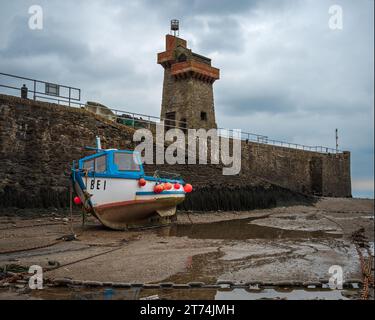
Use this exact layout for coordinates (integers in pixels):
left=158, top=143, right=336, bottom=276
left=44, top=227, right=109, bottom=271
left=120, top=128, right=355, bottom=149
left=160, top=218, right=341, bottom=240
left=215, top=288, right=353, bottom=300
left=16, top=286, right=357, bottom=300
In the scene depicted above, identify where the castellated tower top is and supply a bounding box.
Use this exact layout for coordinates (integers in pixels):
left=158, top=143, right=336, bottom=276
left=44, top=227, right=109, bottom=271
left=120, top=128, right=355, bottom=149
left=157, top=32, right=220, bottom=130
left=157, top=34, right=220, bottom=83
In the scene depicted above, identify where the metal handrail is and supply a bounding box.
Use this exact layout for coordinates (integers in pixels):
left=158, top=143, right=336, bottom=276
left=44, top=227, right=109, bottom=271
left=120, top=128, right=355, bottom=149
left=0, top=72, right=341, bottom=154
left=0, top=72, right=81, bottom=106
left=82, top=103, right=341, bottom=154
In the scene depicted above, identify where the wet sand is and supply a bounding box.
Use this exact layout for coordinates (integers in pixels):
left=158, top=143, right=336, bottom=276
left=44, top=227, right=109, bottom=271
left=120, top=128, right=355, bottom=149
left=0, top=197, right=373, bottom=300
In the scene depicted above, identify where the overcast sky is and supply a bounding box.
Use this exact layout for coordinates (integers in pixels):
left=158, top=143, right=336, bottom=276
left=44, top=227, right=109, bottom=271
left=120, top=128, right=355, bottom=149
left=0, top=0, right=373, bottom=198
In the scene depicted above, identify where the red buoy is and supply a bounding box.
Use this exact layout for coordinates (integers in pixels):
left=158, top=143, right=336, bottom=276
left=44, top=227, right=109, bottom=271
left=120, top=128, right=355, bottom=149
left=154, top=184, right=164, bottom=194
left=164, top=182, right=172, bottom=190
left=138, top=178, right=146, bottom=187
left=73, top=196, right=82, bottom=205
left=184, top=184, right=193, bottom=193
left=174, top=183, right=181, bottom=190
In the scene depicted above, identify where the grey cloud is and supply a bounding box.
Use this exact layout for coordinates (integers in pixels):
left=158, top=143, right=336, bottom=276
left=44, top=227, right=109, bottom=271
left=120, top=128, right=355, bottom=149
left=140, top=0, right=258, bottom=18
left=140, top=0, right=294, bottom=19
left=1, top=18, right=90, bottom=60
left=190, top=17, right=246, bottom=53
left=0, top=0, right=373, bottom=197
left=218, top=92, right=296, bottom=114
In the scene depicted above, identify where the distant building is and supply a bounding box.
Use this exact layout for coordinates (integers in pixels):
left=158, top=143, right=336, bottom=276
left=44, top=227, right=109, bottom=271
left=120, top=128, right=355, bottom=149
left=158, top=34, right=220, bottom=130
left=85, top=101, right=116, bottom=122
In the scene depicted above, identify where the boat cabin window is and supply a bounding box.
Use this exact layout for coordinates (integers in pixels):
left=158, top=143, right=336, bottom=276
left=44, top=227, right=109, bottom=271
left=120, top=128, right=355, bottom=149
left=95, top=155, right=107, bottom=173
left=83, top=159, right=94, bottom=171
left=114, top=152, right=140, bottom=171
left=82, top=155, right=107, bottom=173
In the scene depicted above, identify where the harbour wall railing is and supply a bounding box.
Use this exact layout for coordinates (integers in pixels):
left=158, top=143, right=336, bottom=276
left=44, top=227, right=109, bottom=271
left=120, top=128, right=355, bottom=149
left=0, top=72, right=341, bottom=154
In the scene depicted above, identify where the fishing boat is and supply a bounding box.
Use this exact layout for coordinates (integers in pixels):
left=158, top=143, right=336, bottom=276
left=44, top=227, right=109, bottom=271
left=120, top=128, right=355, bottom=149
left=71, top=137, right=192, bottom=230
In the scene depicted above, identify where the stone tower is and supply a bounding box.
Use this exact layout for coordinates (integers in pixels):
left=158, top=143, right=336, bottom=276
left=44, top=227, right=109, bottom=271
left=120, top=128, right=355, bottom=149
left=157, top=34, right=220, bottom=130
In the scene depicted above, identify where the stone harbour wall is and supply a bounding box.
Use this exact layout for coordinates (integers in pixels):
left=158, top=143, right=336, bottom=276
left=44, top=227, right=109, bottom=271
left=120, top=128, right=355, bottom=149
left=0, top=94, right=351, bottom=211
left=241, top=142, right=351, bottom=197
left=0, top=94, right=135, bottom=209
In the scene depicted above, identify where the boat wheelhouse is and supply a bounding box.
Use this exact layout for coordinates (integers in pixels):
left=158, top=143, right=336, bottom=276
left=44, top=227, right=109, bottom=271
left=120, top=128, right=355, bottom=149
left=71, top=141, right=191, bottom=230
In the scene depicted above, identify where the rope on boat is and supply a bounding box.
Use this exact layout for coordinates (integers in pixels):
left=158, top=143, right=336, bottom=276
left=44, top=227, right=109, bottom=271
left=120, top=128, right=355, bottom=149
left=185, top=211, right=194, bottom=224
left=0, top=186, right=79, bottom=255
left=69, top=184, right=75, bottom=235
left=0, top=221, right=71, bottom=231
left=44, top=244, right=127, bottom=274
left=80, top=168, right=94, bottom=227
left=0, top=239, right=64, bottom=255
left=0, top=218, right=78, bottom=255
left=0, top=242, right=128, bottom=285
left=0, top=232, right=80, bottom=255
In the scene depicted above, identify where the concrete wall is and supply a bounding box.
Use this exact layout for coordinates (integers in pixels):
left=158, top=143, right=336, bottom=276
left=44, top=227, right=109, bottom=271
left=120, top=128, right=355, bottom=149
left=0, top=94, right=351, bottom=210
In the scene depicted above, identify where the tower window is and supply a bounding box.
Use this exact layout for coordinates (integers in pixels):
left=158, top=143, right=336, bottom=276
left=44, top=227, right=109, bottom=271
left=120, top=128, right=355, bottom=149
left=178, top=54, right=187, bottom=62
left=200, top=112, right=207, bottom=121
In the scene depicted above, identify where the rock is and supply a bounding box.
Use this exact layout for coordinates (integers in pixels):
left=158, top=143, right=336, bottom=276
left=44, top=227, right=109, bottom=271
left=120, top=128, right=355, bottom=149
left=131, top=283, right=144, bottom=288
left=140, top=295, right=160, bottom=300
left=143, top=284, right=161, bottom=289
left=188, top=282, right=205, bottom=288
left=202, top=284, right=221, bottom=289
left=216, top=280, right=235, bottom=286
left=103, top=282, right=113, bottom=287
left=159, top=282, right=174, bottom=288
left=247, top=285, right=262, bottom=291
left=246, top=281, right=261, bottom=286
left=303, top=281, right=321, bottom=287
left=262, top=281, right=276, bottom=287
left=289, top=281, right=304, bottom=287
left=82, top=280, right=103, bottom=287
left=15, top=284, right=25, bottom=289
left=172, top=284, right=190, bottom=289
left=112, top=282, right=131, bottom=288
left=341, top=290, right=358, bottom=298
left=16, top=279, right=27, bottom=284
left=345, top=279, right=363, bottom=286
left=53, top=278, right=73, bottom=286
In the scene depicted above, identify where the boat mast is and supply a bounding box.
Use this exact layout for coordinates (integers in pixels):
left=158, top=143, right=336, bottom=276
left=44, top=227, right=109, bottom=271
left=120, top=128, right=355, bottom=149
left=96, top=136, right=102, bottom=151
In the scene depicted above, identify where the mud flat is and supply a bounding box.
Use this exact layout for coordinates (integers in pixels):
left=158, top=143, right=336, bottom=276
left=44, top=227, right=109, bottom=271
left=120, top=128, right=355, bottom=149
left=0, top=197, right=373, bottom=300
